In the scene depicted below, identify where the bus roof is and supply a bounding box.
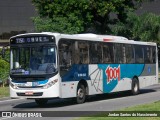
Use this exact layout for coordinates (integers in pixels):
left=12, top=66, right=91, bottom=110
left=60, top=33, right=156, bottom=46
left=10, top=32, right=157, bottom=46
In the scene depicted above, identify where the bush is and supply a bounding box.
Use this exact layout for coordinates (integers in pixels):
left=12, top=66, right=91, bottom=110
left=0, top=51, right=10, bottom=86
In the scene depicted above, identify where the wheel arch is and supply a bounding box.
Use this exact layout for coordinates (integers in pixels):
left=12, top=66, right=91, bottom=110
left=77, top=79, right=89, bottom=95
left=132, top=76, right=139, bottom=84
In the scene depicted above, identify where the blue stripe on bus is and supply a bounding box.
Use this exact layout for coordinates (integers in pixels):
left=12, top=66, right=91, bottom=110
left=12, top=79, right=48, bottom=85
left=62, top=64, right=90, bottom=82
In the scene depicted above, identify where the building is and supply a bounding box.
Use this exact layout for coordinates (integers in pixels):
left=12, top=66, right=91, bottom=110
left=0, top=0, right=37, bottom=35
left=0, top=0, right=37, bottom=47
left=136, top=0, right=160, bottom=15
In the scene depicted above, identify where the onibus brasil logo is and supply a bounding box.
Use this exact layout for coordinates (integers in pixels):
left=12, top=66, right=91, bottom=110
left=105, top=65, right=121, bottom=83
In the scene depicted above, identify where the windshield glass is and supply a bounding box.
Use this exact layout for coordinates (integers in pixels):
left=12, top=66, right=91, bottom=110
left=10, top=46, right=57, bottom=75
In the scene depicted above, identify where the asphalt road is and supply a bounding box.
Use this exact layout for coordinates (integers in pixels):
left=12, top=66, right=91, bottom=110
left=0, top=84, right=160, bottom=120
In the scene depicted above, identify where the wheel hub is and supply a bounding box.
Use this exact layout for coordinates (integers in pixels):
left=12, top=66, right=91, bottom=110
left=78, top=88, right=84, bottom=98
left=134, top=83, right=138, bottom=92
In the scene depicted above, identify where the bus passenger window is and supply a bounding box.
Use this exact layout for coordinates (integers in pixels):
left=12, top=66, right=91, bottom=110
left=103, top=45, right=111, bottom=63
left=135, top=45, right=144, bottom=63
left=58, top=39, right=73, bottom=76
left=115, top=44, right=125, bottom=63
left=89, top=42, right=102, bottom=64
left=152, top=47, right=156, bottom=63
left=125, top=44, right=134, bottom=63
left=144, top=46, right=151, bottom=63
left=78, top=41, right=89, bottom=64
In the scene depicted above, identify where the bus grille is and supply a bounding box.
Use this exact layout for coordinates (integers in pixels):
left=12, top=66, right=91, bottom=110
left=18, top=86, right=43, bottom=88
left=17, top=92, right=43, bottom=96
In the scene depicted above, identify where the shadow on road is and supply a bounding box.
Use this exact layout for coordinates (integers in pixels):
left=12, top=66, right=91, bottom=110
left=87, top=88, right=156, bottom=103
left=13, top=87, right=157, bottom=109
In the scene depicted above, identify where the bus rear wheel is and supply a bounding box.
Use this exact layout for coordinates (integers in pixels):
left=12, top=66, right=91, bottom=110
left=76, top=83, right=86, bottom=104
left=35, top=98, right=48, bottom=106
left=131, top=78, right=139, bottom=95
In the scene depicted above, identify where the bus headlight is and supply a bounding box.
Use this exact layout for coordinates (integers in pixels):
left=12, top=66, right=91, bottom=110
left=43, top=79, right=58, bottom=89
left=10, top=83, right=18, bottom=89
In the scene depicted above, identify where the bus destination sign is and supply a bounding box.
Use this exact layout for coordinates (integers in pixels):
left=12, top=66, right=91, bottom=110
left=10, top=36, right=55, bottom=44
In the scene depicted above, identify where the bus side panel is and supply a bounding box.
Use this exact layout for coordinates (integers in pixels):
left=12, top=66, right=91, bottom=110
left=139, top=64, right=157, bottom=88
left=98, top=64, right=144, bottom=93
left=88, top=65, right=103, bottom=95
left=60, top=64, right=104, bottom=98
left=60, top=63, right=157, bottom=98
left=60, top=81, right=79, bottom=98
left=113, top=78, right=132, bottom=92
left=111, top=64, right=141, bottom=92
left=60, top=64, right=90, bottom=98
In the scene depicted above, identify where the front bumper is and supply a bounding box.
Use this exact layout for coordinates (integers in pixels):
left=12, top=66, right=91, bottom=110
left=10, top=84, right=59, bottom=99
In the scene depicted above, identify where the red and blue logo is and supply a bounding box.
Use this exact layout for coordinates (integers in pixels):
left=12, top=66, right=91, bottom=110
left=105, top=65, right=121, bottom=83
left=98, top=64, right=144, bottom=93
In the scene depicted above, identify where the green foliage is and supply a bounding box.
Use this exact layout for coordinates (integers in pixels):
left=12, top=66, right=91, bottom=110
left=0, top=48, right=10, bottom=83
left=32, top=0, right=143, bottom=34
left=112, top=13, right=160, bottom=42
left=32, top=16, right=84, bottom=34
left=0, top=59, right=9, bottom=83
left=4, top=49, right=10, bottom=62
left=0, top=48, right=10, bottom=62
left=32, top=0, right=160, bottom=43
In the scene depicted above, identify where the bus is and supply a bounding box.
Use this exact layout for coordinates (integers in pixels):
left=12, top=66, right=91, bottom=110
left=8, top=32, right=158, bottom=106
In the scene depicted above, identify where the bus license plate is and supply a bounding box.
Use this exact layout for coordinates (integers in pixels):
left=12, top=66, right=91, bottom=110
left=25, top=91, right=33, bottom=95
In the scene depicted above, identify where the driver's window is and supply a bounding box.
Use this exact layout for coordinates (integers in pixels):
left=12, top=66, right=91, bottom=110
left=12, top=48, right=20, bottom=69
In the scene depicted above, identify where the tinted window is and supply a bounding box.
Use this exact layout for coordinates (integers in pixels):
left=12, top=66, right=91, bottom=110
left=144, top=46, right=156, bottom=64
left=78, top=41, right=89, bottom=64
left=102, top=43, right=114, bottom=63
left=152, top=47, right=156, bottom=63
left=135, top=45, right=144, bottom=63
left=144, top=46, right=152, bottom=63
left=115, top=44, right=126, bottom=63
left=89, top=42, right=102, bottom=64
left=58, top=39, right=74, bottom=76
left=125, top=44, right=135, bottom=63
left=59, top=39, right=90, bottom=76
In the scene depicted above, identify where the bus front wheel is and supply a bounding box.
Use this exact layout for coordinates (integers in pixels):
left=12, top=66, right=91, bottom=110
left=131, top=78, right=140, bottom=95
left=76, top=83, right=86, bottom=104
left=35, top=98, right=48, bottom=106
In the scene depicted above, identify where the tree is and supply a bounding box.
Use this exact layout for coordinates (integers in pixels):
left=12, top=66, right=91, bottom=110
left=0, top=58, right=9, bottom=87
left=112, top=12, right=160, bottom=43
left=32, top=0, right=143, bottom=34
left=0, top=48, right=10, bottom=87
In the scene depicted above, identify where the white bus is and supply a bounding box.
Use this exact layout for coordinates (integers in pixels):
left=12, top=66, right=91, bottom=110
left=9, top=32, right=158, bottom=106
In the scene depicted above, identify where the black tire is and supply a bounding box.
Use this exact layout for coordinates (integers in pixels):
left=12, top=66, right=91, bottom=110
left=35, top=99, right=48, bottom=106
left=131, top=78, right=140, bottom=95
left=76, top=84, right=86, bottom=104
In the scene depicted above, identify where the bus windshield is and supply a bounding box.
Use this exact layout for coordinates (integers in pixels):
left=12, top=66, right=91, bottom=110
left=10, top=45, right=57, bottom=75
